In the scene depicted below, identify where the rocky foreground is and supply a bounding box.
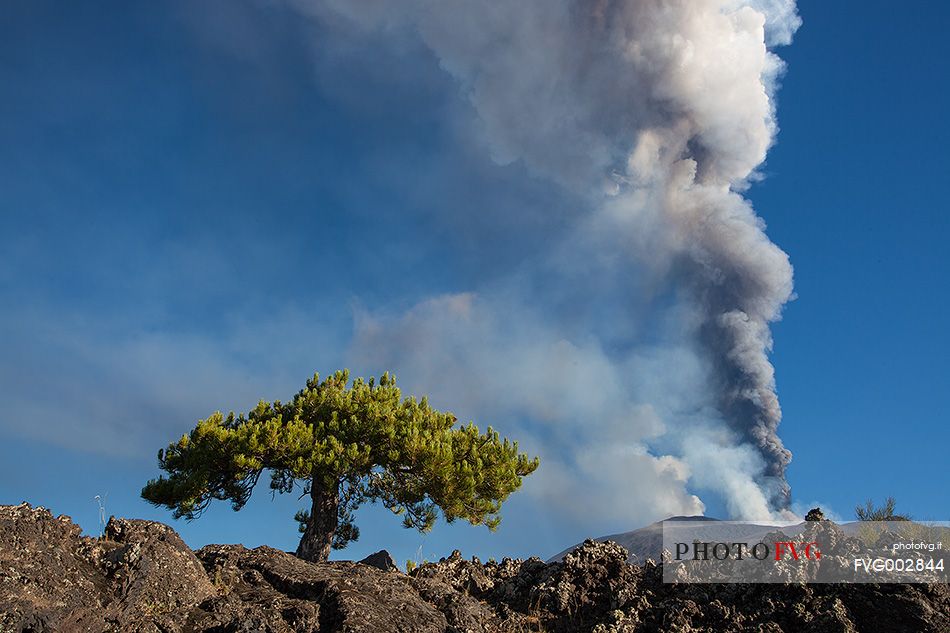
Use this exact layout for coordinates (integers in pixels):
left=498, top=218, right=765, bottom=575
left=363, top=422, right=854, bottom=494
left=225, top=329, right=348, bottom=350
left=1, top=504, right=947, bottom=632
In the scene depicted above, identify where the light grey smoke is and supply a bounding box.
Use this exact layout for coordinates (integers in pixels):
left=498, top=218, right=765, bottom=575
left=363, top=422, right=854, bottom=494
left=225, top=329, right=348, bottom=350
left=297, top=0, right=800, bottom=520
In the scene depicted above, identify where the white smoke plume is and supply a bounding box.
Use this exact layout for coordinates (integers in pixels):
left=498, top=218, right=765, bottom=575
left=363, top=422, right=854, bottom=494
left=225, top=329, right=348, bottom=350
left=294, top=0, right=800, bottom=522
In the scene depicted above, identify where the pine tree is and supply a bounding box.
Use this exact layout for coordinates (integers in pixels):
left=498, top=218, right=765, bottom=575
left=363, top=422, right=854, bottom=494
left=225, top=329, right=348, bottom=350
left=141, top=370, right=539, bottom=562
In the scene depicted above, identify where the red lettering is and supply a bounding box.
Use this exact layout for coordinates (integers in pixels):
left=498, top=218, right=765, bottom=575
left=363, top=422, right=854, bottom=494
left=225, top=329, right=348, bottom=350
left=774, top=541, right=800, bottom=561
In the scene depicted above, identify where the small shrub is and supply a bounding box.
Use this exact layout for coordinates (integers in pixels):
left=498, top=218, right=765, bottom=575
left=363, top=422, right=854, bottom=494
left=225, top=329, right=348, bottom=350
left=855, top=497, right=910, bottom=521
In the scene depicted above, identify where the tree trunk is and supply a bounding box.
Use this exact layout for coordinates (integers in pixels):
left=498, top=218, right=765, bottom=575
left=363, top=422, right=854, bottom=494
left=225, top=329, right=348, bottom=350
left=295, top=477, right=339, bottom=563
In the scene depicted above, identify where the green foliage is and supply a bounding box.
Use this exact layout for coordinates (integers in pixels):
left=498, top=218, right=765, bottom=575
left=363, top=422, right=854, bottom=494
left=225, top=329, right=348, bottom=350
left=855, top=497, right=910, bottom=521
left=405, top=559, right=417, bottom=574
left=142, top=370, right=539, bottom=550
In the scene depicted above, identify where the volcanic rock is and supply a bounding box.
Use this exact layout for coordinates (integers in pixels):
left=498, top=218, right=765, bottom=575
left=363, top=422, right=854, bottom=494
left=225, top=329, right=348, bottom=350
left=357, top=549, right=399, bottom=573
left=1, top=503, right=947, bottom=632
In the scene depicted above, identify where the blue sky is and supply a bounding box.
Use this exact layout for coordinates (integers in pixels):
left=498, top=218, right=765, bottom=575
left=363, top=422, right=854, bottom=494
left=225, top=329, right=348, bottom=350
left=1, top=0, right=947, bottom=565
